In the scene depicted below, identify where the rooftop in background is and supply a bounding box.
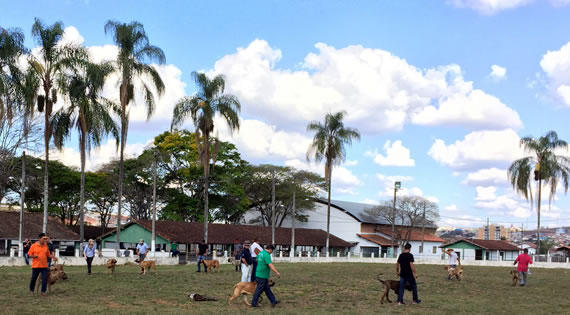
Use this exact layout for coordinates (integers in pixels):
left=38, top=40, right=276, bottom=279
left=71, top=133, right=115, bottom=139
left=0, top=212, right=80, bottom=241
left=442, top=239, right=521, bottom=251
left=68, top=225, right=114, bottom=241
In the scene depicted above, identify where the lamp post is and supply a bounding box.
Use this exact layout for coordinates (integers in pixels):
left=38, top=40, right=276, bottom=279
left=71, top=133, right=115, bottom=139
left=391, top=181, right=401, bottom=258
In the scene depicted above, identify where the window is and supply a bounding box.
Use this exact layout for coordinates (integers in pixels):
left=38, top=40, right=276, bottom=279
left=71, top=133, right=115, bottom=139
left=419, top=245, right=423, bottom=253
left=432, top=246, right=437, bottom=254
left=484, top=228, right=489, bottom=240
left=495, top=227, right=501, bottom=240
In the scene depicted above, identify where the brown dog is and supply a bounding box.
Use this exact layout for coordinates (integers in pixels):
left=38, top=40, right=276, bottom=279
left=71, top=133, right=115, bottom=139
left=36, top=269, right=67, bottom=294
left=134, top=258, right=156, bottom=274
left=377, top=274, right=402, bottom=304
left=228, top=280, right=275, bottom=305
left=510, top=270, right=520, bottom=286
left=106, top=258, right=118, bottom=274
left=444, top=265, right=464, bottom=281
left=202, top=259, right=220, bottom=273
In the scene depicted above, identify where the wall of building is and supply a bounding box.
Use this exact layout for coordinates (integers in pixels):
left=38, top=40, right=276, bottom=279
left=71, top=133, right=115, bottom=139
left=101, top=224, right=170, bottom=248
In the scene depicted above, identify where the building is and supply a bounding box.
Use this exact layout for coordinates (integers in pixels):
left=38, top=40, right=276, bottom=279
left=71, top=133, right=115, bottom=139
left=441, top=239, right=521, bottom=261
left=250, top=199, right=444, bottom=257
left=0, top=212, right=80, bottom=256
left=99, top=220, right=352, bottom=256
left=476, top=224, right=518, bottom=241
left=519, top=242, right=537, bottom=255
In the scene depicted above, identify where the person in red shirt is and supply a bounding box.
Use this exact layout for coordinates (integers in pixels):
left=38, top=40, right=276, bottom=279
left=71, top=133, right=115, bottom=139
left=514, top=248, right=533, bottom=287
left=28, top=233, right=57, bottom=295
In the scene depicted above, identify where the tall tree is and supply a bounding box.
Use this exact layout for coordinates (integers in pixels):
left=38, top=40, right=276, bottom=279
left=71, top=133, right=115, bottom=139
left=105, top=20, right=165, bottom=250
left=29, top=18, right=86, bottom=233
left=171, top=72, right=241, bottom=242
left=0, top=26, right=26, bottom=123
left=306, top=111, right=360, bottom=255
left=52, top=60, right=118, bottom=248
left=507, top=131, right=570, bottom=254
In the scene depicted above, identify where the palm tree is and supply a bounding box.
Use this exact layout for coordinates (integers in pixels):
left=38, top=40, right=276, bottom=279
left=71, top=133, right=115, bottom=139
left=52, top=60, right=119, bottom=249
left=104, top=20, right=165, bottom=249
left=0, top=26, right=26, bottom=122
left=306, top=111, right=360, bottom=255
left=171, top=72, right=241, bottom=242
left=29, top=18, right=87, bottom=233
left=508, top=131, right=570, bottom=254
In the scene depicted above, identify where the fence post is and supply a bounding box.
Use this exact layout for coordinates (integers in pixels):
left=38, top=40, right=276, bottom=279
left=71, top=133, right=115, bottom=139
left=9, top=248, right=15, bottom=258
left=299, top=251, right=302, bottom=258
left=55, top=248, right=60, bottom=258
left=224, top=250, right=227, bottom=258
left=336, top=252, right=340, bottom=258
left=371, top=252, right=374, bottom=258
left=213, top=251, right=217, bottom=259
left=360, top=252, right=363, bottom=259
left=317, top=251, right=320, bottom=258
left=348, top=252, right=351, bottom=259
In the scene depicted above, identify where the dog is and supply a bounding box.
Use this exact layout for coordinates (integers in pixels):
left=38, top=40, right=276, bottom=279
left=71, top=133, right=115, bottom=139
left=36, top=269, right=67, bottom=294
left=202, top=259, right=220, bottom=273
left=510, top=270, right=520, bottom=286
left=228, top=257, right=241, bottom=270
left=106, top=258, right=118, bottom=274
left=134, top=258, right=157, bottom=275
left=444, top=264, right=464, bottom=281
left=228, top=280, right=276, bottom=305
left=376, top=274, right=414, bottom=304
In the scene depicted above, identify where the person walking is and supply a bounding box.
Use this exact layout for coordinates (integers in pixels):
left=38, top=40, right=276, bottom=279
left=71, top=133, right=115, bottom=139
left=28, top=233, right=57, bottom=296
left=251, top=245, right=281, bottom=307
left=136, top=239, right=149, bottom=261
left=445, top=249, right=460, bottom=280
left=250, top=237, right=263, bottom=282
left=233, top=239, right=243, bottom=272
left=514, top=248, right=533, bottom=287
left=240, top=241, right=253, bottom=282
left=83, top=239, right=97, bottom=275
left=23, top=238, right=32, bottom=265
left=396, top=243, right=420, bottom=305
left=196, top=240, right=208, bottom=273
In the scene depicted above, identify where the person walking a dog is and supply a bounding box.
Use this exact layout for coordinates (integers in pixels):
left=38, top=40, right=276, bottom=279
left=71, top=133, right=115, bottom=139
left=28, top=233, right=57, bottom=295
left=445, top=248, right=460, bottom=280
left=196, top=240, right=208, bottom=272
left=396, top=243, right=421, bottom=305
left=240, top=241, right=253, bottom=282
left=136, top=239, right=149, bottom=261
left=250, top=237, right=262, bottom=282
left=251, top=245, right=280, bottom=307
left=514, top=248, right=533, bottom=287
left=83, top=239, right=97, bottom=275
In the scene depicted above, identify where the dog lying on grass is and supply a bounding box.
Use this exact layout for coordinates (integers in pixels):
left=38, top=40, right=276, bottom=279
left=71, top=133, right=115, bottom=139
left=444, top=264, right=464, bottom=281
left=134, top=258, right=157, bottom=275
left=510, top=270, right=520, bottom=286
left=106, top=259, right=118, bottom=274
left=36, top=269, right=67, bottom=294
left=228, top=280, right=276, bottom=305
left=376, top=274, right=415, bottom=304
left=202, top=259, right=220, bottom=273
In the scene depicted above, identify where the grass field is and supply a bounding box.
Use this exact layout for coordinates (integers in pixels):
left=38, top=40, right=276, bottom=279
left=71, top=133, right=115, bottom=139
left=1, top=262, right=569, bottom=314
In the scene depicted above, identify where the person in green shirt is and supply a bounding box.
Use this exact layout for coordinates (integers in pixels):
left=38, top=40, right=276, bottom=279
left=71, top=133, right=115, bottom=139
left=251, top=245, right=281, bottom=307
left=170, top=242, right=179, bottom=257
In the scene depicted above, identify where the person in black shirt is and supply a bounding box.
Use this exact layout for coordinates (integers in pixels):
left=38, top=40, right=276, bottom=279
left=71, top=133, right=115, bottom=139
left=396, top=243, right=420, bottom=305
left=196, top=240, right=208, bottom=272
left=240, top=241, right=253, bottom=282
left=23, top=238, right=32, bottom=265
left=46, top=234, right=55, bottom=267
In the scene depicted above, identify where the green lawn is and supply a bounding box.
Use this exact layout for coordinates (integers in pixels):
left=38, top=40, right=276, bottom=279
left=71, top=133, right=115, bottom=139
left=1, top=262, right=569, bottom=314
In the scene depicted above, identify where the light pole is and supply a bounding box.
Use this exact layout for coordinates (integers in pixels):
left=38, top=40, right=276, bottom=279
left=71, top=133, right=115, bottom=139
left=391, top=181, right=401, bottom=258
left=151, top=150, right=158, bottom=255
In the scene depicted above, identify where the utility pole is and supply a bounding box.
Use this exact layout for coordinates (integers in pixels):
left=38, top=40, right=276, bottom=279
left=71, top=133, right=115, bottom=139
left=151, top=150, right=158, bottom=254
left=291, top=176, right=296, bottom=257
left=19, top=151, right=26, bottom=257
left=520, top=222, right=524, bottom=252
left=391, top=181, right=400, bottom=258
left=271, top=168, right=276, bottom=247
left=420, top=203, right=426, bottom=255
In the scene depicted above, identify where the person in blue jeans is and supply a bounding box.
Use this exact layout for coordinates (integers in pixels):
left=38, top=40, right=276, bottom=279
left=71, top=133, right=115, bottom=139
left=251, top=245, right=281, bottom=307
left=83, top=239, right=97, bottom=274
left=196, top=240, right=208, bottom=272
left=395, top=243, right=421, bottom=305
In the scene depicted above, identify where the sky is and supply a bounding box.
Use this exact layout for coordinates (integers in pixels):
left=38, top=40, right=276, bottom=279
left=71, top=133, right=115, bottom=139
left=3, top=0, right=570, bottom=230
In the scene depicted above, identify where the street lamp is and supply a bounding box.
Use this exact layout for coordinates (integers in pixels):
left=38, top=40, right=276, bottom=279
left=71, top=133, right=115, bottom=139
left=391, top=181, right=401, bottom=258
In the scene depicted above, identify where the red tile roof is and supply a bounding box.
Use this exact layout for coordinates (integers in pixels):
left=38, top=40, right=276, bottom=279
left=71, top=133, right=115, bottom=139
left=443, top=239, right=521, bottom=251
left=68, top=225, right=114, bottom=241
left=357, top=233, right=395, bottom=246
left=376, top=228, right=445, bottom=242
left=555, top=245, right=570, bottom=251
left=0, top=212, right=79, bottom=241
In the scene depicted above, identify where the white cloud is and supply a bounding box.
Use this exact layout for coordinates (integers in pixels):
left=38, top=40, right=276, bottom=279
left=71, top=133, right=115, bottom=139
left=361, top=198, right=378, bottom=205
left=344, top=160, right=359, bottom=167
left=540, top=41, right=570, bottom=106
left=444, top=204, right=458, bottom=212
left=489, top=65, right=507, bottom=80
left=475, top=186, right=498, bottom=201
left=285, top=159, right=362, bottom=195
left=428, top=129, right=524, bottom=170
left=447, top=0, right=533, bottom=15
left=212, top=40, right=521, bottom=133
left=375, top=173, right=429, bottom=200
left=463, top=168, right=508, bottom=186
left=368, top=140, right=415, bottom=167
left=550, top=0, right=570, bottom=7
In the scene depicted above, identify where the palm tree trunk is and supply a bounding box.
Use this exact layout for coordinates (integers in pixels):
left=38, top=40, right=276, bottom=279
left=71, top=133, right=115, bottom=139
left=537, top=178, right=542, bottom=255
left=325, top=167, right=332, bottom=256
left=116, top=106, right=126, bottom=255
left=291, top=182, right=296, bottom=257
left=79, top=131, right=86, bottom=252
left=43, top=102, right=49, bottom=233
left=271, top=168, right=276, bottom=246
left=203, top=133, right=209, bottom=243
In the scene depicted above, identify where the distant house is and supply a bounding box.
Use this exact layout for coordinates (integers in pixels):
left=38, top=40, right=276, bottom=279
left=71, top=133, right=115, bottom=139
left=554, top=245, right=570, bottom=258
left=442, top=239, right=521, bottom=261
left=254, top=199, right=444, bottom=257
left=519, top=242, right=537, bottom=255
left=0, top=212, right=80, bottom=255
left=99, top=220, right=352, bottom=255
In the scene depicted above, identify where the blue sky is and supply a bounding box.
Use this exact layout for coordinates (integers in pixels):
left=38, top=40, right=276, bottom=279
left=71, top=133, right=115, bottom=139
left=4, top=0, right=570, bottom=229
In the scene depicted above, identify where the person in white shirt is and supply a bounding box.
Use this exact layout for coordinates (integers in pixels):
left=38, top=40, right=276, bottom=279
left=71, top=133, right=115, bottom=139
left=445, top=249, right=460, bottom=271
left=250, top=237, right=263, bottom=282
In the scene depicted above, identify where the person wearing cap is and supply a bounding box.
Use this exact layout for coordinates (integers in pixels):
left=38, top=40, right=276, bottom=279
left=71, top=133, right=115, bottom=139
left=251, top=245, right=281, bottom=307
left=445, top=248, right=460, bottom=278
left=136, top=239, right=149, bottom=261
left=240, top=241, right=253, bottom=282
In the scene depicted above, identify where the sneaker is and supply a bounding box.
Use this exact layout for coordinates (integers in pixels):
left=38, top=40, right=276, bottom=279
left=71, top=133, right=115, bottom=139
left=413, top=300, right=421, bottom=304
left=272, top=300, right=281, bottom=307
left=398, top=302, right=405, bottom=305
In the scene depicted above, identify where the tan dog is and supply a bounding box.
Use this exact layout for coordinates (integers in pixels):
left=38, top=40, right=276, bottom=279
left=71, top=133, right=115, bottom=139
left=510, top=270, right=520, bottom=286
left=134, top=258, right=157, bottom=274
left=36, top=269, right=67, bottom=294
left=106, top=258, right=118, bottom=274
left=444, top=264, right=464, bottom=281
left=202, top=259, right=220, bottom=273
left=228, top=280, right=276, bottom=305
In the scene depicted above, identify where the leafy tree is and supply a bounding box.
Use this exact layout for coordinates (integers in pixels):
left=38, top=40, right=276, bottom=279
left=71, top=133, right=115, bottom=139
left=171, top=72, right=241, bottom=242
left=52, top=59, right=118, bottom=245
left=85, top=170, right=117, bottom=234
left=508, top=131, right=570, bottom=254
left=0, top=26, right=26, bottom=123
left=104, top=20, right=165, bottom=246
left=29, top=18, right=87, bottom=232
left=306, top=111, right=360, bottom=254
